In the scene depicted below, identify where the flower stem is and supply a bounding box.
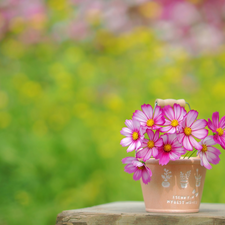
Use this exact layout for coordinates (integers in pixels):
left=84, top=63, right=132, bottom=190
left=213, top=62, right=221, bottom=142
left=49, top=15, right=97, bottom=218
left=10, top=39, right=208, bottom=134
left=188, top=149, right=197, bottom=159
left=183, top=151, right=189, bottom=159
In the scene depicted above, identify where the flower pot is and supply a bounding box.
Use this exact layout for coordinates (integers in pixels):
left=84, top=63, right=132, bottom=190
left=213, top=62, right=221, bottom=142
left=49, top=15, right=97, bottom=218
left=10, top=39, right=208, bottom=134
left=141, top=157, right=206, bottom=213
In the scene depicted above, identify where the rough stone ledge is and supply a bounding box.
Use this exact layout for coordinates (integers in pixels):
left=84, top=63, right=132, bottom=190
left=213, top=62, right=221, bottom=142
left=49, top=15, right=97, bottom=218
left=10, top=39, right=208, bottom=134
left=56, top=201, right=225, bottom=225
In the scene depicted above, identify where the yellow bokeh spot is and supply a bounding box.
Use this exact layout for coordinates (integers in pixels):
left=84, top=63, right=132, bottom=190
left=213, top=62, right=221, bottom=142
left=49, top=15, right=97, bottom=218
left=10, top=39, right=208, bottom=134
left=49, top=63, right=73, bottom=89
left=2, top=39, right=24, bottom=58
left=0, top=112, right=11, bottom=128
left=48, top=106, right=71, bottom=131
left=104, top=93, right=123, bottom=112
left=15, top=191, right=31, bottom=206
left=29, top=14, right=46, bottom=30
left=32, top=120, right=48, bottom=136
left=21, top=81, right=42, bottom=98
left=164, top=67, right=181, bottom=83
left=86, top=9, right=101, bottom=25
left=77, top=63, right=95, bottom=80
left=9, top=17, right=25, bottom=34
left=212, top=82, right=225, bottom=99
left=188, top=0, right=204, bottom=4
left=48, top=0, right=68, bottom=11
left=12, top=74, right=28, bottom=89
left=0, top=91, right=8, bottom=109
left=139, top=2, right=162, bottom=19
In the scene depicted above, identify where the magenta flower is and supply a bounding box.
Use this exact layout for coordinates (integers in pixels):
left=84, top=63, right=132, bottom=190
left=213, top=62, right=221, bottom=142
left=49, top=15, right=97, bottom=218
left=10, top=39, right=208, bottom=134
left=177, top=110, right=208, bottom=151
left=160, top=103, right=187, bottom=134
left=208, top=111, right=225, bottom=149
left=156, top=134, right=186, bottom=165
left=136, top=130, right=163, bottom=162
left=120, top=119, right=144, bottom=152
left=122, top=157, right=152, bottom=184
left=132, top=104, right=165, bottom=131
left=198, top=136, right=221, bottom=169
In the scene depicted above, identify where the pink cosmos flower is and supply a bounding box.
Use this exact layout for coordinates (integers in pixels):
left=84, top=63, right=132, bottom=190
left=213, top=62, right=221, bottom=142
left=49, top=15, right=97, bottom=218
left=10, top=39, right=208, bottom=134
left=156, top=134, right=186, bottom=166
left=177, top=110, right=208, bottom=151
left=198, top=136, right=221, bottom=169
left=136, top=130, right=163, bottom=162
left=160, top=103, right=187, bottom=133
left=208, top=111, right=225, bottom=149
left=122, top=157, right=152, bottom=184
left=120, top=119, right=144, bottom=152
left=132, top=104, right=165, bottom=131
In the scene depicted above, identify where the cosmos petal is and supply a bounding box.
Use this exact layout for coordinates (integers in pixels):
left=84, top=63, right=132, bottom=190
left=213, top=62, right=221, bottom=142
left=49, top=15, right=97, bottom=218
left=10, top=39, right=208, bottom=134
left=141, top=104, right=153, bottom=119
left=146, top=129, right=154, bottom=140
left=143, top=150, right=152, bottom=162
left=189, top=136, right=202, bottom=150
left=203, top=136, right=217, bottom=146
left=152, top=147, right=158, bottom=157
left=212, top=111, right=219, bottom=129
left=120, top=127, right=132, bottom=136
left=192, top=129, right=208, bottom=139
left=124, top=164, right=137, bottom=173
left=120, top=137, right=132, bottom=147
left=142, top=168, right=151, bottom=184
left=132, top=110, right=147, bottom=123
left=191, top=119, right=207, bottom=131
left=160, top=126, right=172, bottom=133
left=183, top=136, right=193, bottom=151
left=186, top=110, right=198, bottom=127
left=136, top=148, right=148, bottom=159
left=163, top=105, right=174, bottom=121
left=208, top=119, right=215, bottom=131
left=201, top=153, right=212, bottom=169
left=206, top=150, right=220, bottom=165
left=219, top=115, right=225, bottom=129
left=125, top=120, right=134, bottom=130
left=133, top=169, right=142, bottom=181
left=127, top=142, right=136, bottom=152
left=159, top=152, right=170, bottom=165
left=122, top=157, right=136, bottom=164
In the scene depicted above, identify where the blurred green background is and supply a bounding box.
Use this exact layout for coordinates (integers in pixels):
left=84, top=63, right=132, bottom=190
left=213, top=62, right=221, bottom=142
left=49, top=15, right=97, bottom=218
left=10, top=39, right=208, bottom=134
left=1, top=0, right=225, bottom=224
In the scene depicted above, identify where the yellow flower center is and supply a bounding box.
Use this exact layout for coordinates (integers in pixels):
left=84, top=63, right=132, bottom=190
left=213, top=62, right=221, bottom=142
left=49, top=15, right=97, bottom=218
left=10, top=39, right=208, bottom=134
left=132, top=132, right=139, bottom=140
left=184, top=127, right=192, bottom=136
left=138, top=166, right=145, bottom=170
left=147, top=119, right=154, bottom=127
left=171, top=119, right=179, bottom=127
left=202, top=144, right=207, bottom=152
left=164, top=144, right=172, bottom=152
left=216, top=128, right=224, bottom=136
left=147, top=140, right=155, bottom=148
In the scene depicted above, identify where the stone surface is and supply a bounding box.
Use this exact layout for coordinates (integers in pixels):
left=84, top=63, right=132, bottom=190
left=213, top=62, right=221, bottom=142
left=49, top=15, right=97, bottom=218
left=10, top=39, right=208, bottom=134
left=56, top=201, right=225, bottom=225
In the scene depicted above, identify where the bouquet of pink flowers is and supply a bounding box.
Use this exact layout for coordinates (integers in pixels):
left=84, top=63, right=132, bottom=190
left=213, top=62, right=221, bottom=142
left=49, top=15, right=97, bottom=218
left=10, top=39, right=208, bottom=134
left=120, top=103, right=224, bottom=184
